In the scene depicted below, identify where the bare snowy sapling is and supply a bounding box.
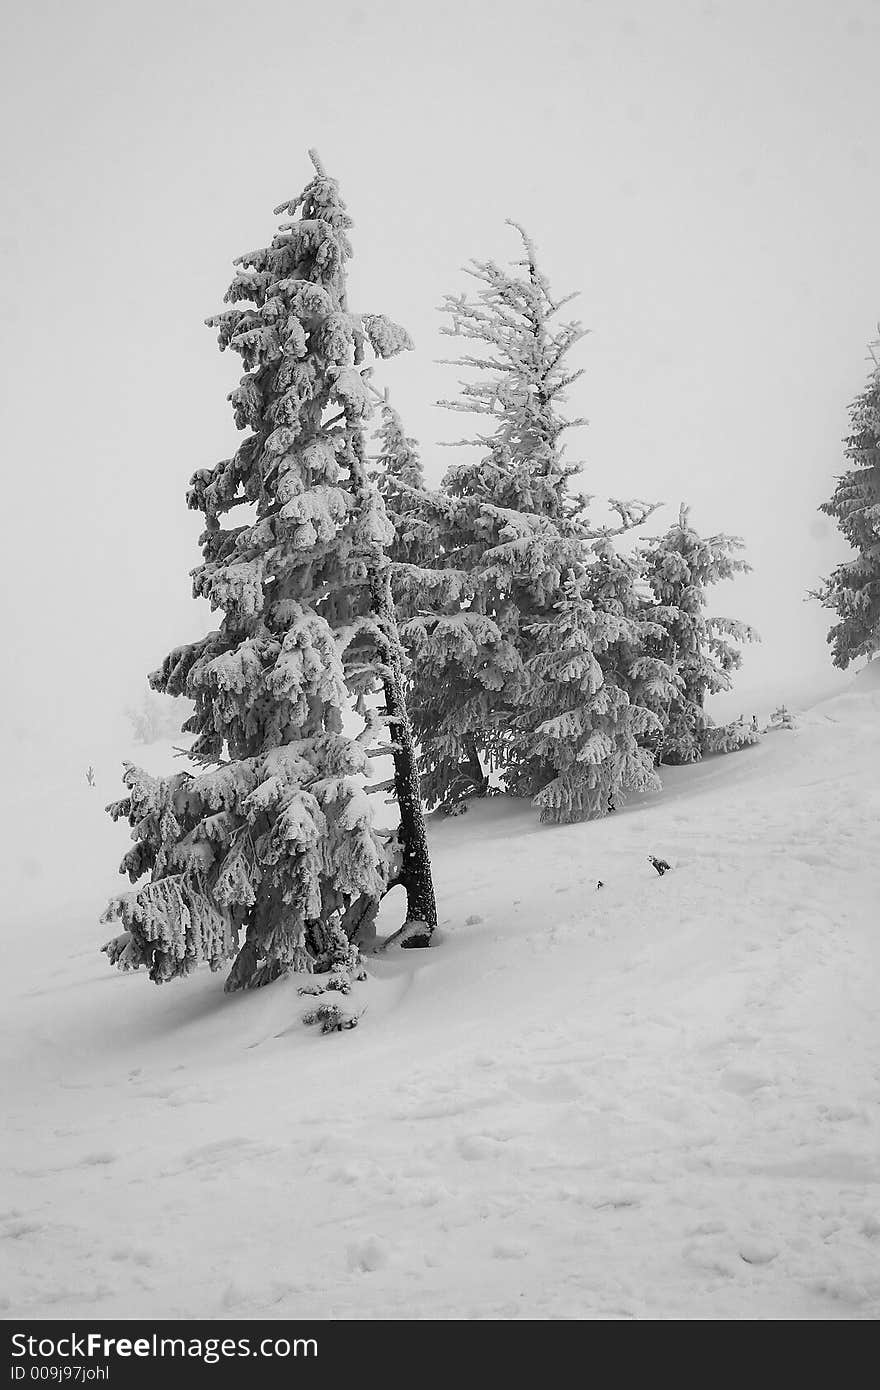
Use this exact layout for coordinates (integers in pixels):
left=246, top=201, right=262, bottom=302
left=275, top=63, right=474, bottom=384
left=302, top=1001, right=363, bottom=1033
left=101, top=151, right=437, bottom=991
left=765, top=705, right=796, bottom=733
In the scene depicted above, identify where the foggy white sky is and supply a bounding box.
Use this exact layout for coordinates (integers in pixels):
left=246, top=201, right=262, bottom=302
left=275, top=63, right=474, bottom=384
left=2, top=0, right=878, bottom=767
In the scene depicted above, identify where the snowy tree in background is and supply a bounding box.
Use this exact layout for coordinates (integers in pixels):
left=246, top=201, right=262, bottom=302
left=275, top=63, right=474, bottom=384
left=517, top=568, right=663, bottom=823
left=102, top=151, right=437, bottom=991
left=582, top=537, right=681, bottom=727
left=125, top=687, right=194, bottom=746
left=641, top=505, right=759, bottom=764
left=371, top=397, right=437, bottom=612
left=399, top=223, right=655, bottom=808
left=813, top=338, right=880, bottom=668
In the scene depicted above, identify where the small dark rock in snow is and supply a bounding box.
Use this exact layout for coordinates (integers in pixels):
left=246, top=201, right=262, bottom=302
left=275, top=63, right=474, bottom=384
left=648, top=855, right=671, bottom=876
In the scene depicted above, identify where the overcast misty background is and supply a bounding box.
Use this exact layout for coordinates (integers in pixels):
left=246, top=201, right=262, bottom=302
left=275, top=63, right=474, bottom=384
left=2, top=0, right=878, bottom=782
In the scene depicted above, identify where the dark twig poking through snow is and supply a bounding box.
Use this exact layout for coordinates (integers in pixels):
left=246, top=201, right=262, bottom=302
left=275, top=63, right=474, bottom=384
left=648, top=855, right=671, bottom=876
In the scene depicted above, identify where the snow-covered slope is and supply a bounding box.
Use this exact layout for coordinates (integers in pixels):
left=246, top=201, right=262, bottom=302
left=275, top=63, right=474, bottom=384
left=2, top=669, right=879, bottom=1320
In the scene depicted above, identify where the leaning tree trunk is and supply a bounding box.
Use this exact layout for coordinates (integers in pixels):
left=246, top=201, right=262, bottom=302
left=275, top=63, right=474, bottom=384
left=460, top=732, right=488, bottom=797
left=371, top=563, right=438, bottom=946
left=351, top=433, right=437, bottom=947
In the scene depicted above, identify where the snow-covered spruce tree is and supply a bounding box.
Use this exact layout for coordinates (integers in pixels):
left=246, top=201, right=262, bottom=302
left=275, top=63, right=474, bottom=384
left=101, top=151, right=437, bottom=991
left=812, top=338, right=880, bottom=668
left=370, top=397, right=437, bottom=612
left=397, top=223, right=655, bottom=809
left=125, top=686, right=194, bottom=746
left=516, top=568, right=664, bottom=823
left=582, top=537, right=682, bottom=729
left=640, top=505, right=759, bottom=764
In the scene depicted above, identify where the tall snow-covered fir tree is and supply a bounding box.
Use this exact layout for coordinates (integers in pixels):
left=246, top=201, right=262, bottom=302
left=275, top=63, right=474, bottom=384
left=640, top=505, right=760, bottom=765
left=395, top=223, right=654, bottom=809
left=812, top=337, right=880, bottom=668
left=101, top=151, right=437, bottom=991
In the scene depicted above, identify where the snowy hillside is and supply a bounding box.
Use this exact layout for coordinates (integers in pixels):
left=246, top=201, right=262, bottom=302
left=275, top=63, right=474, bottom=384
left=2, top=665, right=879, bottom=1320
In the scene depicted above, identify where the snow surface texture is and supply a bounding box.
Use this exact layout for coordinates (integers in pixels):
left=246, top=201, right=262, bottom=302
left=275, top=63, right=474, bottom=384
left=2, top=663, right=879, bottom=1319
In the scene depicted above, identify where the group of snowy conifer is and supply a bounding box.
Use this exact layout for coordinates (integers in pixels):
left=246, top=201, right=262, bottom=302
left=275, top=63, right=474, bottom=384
left=100, top=151, right=764, bottom=997
left=381, top=222, right=759, bottom=819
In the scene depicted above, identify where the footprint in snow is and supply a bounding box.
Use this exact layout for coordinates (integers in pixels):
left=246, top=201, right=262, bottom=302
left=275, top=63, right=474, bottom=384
left=682, top=1237, right=740, bottom=1278
left=593, top=1193, right=641, bottom=1211
left=346, top=1236, right=390, bottom=1273
left=719, top=1067, right=773, bottom=1096
left=492, top=1240, right=528, bottom=1260
left=818, top=1103, right=864, bottom=1123
left=178, top=1137, right=275, bottom=1170
left=1, top=1218, right=43, bottom=1240
left=508, top=1073, right=582, bottom=1103
left=457, top=1134, right=507, bottom=1161
left=738, top=1242, right=778, bottom=1266
left=328, top=1163, right=361, bottom=1185
left=221, top=1281, right=249, bottom=1309
left=109, top=1247, right=155, bottom=1267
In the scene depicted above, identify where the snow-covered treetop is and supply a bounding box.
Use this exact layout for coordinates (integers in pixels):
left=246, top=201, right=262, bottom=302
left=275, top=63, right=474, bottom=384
left=438, top=221, right=586, bottom=432
left=436, top=222, right=590, bottom=523
left=644, top=504, right=753, bottom=604
left=370, top=394, right=437, bottom=585
left=372, top=395, right=426, bottom=504
left=436, top=222, right=656, bottom=540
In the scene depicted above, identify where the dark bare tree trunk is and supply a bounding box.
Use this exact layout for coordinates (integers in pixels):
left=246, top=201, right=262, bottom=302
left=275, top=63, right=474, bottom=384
left=350, top=431, right=437, bottom=947
left=461, top=732, right=488, bottom=796
left=370, top=563, right=437, bottom=947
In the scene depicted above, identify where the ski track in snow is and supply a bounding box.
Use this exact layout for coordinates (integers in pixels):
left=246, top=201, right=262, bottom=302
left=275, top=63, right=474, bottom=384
left=1, top=671, right=879, bottom=1320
